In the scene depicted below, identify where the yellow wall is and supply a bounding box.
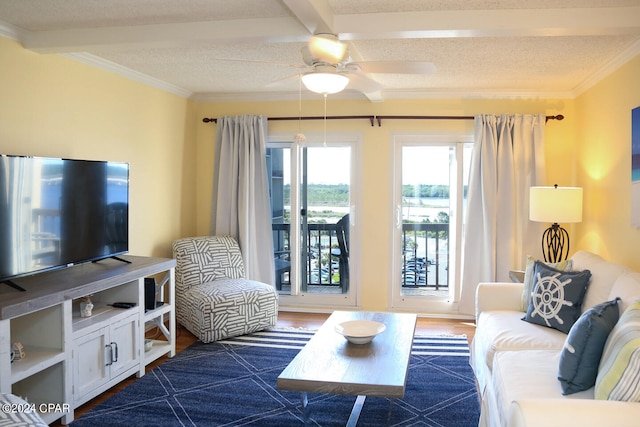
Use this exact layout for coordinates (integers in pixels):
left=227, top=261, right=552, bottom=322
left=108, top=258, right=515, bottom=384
left=196, top=97, right=574, bottom=311
left=0, top=37, right=198, bottom=258
left=574, top=56, right=640, bottom=269
left=3, top=31, right=637, bottom=312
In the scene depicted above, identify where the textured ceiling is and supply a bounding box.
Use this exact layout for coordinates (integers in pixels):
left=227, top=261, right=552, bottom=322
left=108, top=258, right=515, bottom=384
left=1, top=0, right=639, bottom=102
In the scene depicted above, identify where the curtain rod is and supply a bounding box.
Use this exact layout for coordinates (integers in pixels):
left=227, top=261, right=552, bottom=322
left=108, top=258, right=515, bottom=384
left=202, top=114, right=564, bottom=127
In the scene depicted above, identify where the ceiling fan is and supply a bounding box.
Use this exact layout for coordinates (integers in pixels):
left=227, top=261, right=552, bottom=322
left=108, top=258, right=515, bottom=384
left=296, top=34, right=436, bottom=100
left=213, top=34, right=435, bottom=101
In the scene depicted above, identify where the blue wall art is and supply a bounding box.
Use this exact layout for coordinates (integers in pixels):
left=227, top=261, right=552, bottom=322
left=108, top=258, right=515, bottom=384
left=633, top=106, right=640, bottom=227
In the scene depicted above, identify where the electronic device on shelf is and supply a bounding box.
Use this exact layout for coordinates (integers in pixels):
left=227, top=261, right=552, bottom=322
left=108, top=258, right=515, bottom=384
left=110, top=302, right=136, bottom=309
left=0, top=154, right=130, bottom=292
left=144, top=277, right=166, bottom=312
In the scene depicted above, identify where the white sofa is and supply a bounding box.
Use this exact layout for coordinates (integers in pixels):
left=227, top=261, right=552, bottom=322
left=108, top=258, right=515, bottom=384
left=471, top=250, right=640, bottom=427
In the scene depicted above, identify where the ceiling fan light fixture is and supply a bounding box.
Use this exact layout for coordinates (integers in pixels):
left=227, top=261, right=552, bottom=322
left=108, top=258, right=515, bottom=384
left=301, top=72, right=349, bottom=94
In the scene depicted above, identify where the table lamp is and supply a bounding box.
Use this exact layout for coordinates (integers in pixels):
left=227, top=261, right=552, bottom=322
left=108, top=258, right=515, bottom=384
left=529, top=185, right=583, bottom=263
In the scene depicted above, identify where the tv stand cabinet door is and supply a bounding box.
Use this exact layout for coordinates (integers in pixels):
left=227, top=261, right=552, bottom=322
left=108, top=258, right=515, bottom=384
left=109, top=314, right=139, bottom=379
left=73, top=326, right=110, bottom=400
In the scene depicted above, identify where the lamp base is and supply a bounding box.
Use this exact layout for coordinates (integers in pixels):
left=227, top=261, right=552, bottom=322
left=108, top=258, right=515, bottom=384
left=541, top=223, right=569, bottom=263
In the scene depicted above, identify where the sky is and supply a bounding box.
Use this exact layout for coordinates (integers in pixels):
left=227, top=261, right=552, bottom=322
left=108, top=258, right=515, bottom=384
left=282, top=144, right=466, bottom=186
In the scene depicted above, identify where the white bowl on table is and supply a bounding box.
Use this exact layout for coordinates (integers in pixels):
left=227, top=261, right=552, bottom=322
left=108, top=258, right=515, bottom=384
left=335, top=320, right=386, bottom=344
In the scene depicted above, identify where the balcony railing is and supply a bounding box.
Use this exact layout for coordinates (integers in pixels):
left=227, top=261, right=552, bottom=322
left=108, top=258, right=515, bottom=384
left=272, top=222, right=449, bottom=291
left=272, top=222, right=346, bottom=291
left=401, top=223, right=449, bottom=290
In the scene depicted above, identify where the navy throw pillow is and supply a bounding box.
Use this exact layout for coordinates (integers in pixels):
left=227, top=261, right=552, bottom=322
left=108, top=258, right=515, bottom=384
left=558, top=298, right=620, bottom=395
left=523, top=261, right=591, bottom=334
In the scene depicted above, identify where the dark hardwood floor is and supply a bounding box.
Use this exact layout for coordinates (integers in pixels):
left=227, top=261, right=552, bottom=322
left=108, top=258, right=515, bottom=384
left=55, top=311, right=476, bottom=425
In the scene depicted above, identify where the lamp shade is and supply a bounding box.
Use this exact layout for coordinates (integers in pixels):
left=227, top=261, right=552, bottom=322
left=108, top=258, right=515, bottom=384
left=301, top=72, right=349, bottom=94
left=530, top=186, right=583, bottom=223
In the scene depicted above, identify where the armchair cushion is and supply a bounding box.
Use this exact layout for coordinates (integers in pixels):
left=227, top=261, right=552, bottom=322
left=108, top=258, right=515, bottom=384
left=0, top=393, right=47, bottom=426
left=173, top=236, right=245, bottom=293
left=181, top=278, right=278, bottom=343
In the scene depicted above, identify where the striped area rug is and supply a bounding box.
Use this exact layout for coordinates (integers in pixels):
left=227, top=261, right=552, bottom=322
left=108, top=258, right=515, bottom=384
left=70, top=329, right=479, bottom=427
left=220, top=329, right=471, bottom=356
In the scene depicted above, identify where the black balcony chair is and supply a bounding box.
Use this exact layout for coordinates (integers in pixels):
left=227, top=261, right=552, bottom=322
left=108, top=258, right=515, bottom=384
left=335, top=214, right=349, bottom=292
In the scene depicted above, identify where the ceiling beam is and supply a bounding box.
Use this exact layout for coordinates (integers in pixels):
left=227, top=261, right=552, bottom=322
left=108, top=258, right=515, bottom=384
left=21, top=16, right=309, bottom=53
left=335, top=7, right=640, bottom=40
left=19, top=6, right=640, bottom=54
left=280, top=0, right=335, bottom=35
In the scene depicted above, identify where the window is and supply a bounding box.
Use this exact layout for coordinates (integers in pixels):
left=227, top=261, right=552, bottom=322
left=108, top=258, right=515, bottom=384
left=267, top=133, right=361, bottom=308
left=390, top=133, right=472, bottom=312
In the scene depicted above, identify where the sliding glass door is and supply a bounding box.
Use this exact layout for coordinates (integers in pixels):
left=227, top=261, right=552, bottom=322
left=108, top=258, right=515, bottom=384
left=391, top=133, right=472, bottom=312
left=267, top=133, right=360, bottom=308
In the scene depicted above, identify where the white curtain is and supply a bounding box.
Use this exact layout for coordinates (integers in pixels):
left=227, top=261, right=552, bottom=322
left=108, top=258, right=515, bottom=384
left=211, top=115, right=275, bottom=285
left=458, top=114, right=546, bottom=315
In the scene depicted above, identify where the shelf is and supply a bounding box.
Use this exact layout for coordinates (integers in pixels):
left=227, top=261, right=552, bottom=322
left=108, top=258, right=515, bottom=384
left=11, top=348, right=65, bottom=383
left=72, top=304, right=138, bottom=335
left=144, top=339, right=172, bottom=364
left=12, top=361, right=67, bottom=425
left=144, top=303, right=171, bottom=321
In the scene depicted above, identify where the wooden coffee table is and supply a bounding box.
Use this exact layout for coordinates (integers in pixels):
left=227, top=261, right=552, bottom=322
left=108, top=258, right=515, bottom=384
left=277, top=311, right=417, bottom=425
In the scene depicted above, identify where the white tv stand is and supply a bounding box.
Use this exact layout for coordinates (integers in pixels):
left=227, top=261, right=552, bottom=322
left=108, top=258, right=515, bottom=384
left=0, top=255, right=176, bottom=425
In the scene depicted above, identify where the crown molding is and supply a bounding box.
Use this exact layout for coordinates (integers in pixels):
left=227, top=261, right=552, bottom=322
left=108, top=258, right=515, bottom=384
left=61, top=53, right=192, bottom=98
left=192, top=87, right=576, bottom=103
left=0, top=20, right=22, bottom=41
left=0, top=21, right=192, bottom=99
left=571, top=38, right=640, bottom=97
left=379, top=88, right=576, bottom=100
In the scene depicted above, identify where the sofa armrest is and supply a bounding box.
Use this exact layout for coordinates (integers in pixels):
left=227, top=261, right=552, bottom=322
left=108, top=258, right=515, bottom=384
left=475, top=282, right=524, bottom=320
left=508, top=399, right=640, bottom=427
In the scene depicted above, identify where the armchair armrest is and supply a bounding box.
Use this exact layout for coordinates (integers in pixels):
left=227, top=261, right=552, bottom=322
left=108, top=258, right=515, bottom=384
left=475, top=281, right=524, bottom=320
left=508, top=399, right=640, bottom=427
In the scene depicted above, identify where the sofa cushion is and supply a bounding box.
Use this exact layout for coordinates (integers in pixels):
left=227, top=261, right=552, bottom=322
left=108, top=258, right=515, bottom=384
left=571, top=250, right=631, bottom=312
left=608, top=272, right=640, bottom=314
left=595, top=301, right=640, bottom=401
left=472, top=309, right=567, bottom=397
left=490, top=350, right=593, bottom=427
left=474, top=311, right=568, bottom=371
left=558, top=298, right=620, bottom=395
left=523, top=262, right=592, bottom=333
left=521, top=255, right=573, bottom=311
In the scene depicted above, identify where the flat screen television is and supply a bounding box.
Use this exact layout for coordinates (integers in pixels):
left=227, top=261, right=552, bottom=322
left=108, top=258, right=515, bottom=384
left=0, top=155, right=130, bottom=290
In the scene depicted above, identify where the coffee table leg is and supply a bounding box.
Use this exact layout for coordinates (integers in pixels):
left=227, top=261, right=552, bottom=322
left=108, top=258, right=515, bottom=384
left=300, top=392, right=311, bottom=424
left=346, top=395, right=366, bottom=427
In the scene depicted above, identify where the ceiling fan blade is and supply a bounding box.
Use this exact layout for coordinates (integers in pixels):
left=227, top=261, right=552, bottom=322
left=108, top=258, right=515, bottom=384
left=348, top=61, right=436, bottom=74
left=213, top=57, right=307, bottom=69
left=265, top=73, right=304, bottom=89
left=346, top=72, right=384, bottom=102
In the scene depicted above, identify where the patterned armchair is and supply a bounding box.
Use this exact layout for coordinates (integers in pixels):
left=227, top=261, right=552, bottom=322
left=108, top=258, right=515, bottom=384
left=172, top=236, right=278, bottom=343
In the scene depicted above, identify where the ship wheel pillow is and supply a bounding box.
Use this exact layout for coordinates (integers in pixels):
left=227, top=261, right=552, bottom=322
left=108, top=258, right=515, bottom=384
left=523, top=261, right=592, bottom=334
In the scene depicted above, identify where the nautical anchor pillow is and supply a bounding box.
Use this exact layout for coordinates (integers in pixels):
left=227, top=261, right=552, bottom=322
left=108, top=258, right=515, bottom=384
left=523, top=261, right=592, bottom=334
